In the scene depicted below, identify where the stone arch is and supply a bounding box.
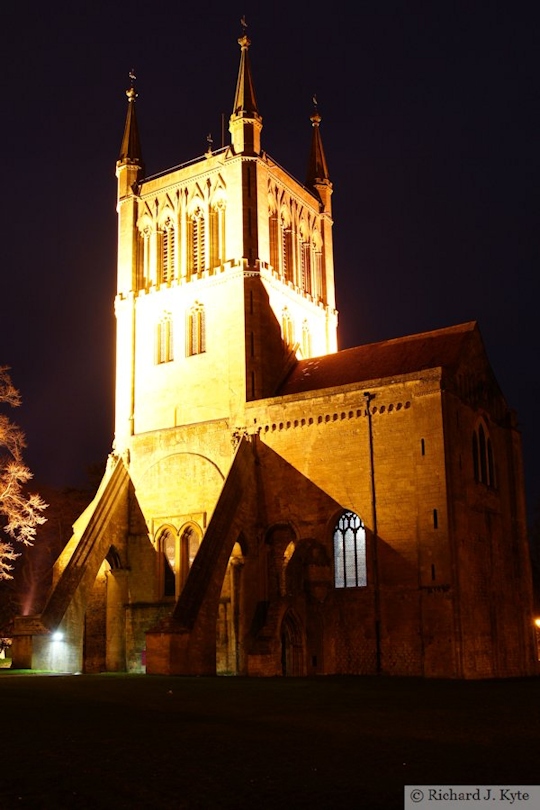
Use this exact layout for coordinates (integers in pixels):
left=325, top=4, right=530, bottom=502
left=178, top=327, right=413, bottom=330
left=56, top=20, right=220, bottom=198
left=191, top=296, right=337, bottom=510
left=265, top=522, right=298, bottom=600
left=135, top=451, right=224, bottom=519
left=280, top=608, right=305, bottom=676
left=216, top=536, right=246, bottom=675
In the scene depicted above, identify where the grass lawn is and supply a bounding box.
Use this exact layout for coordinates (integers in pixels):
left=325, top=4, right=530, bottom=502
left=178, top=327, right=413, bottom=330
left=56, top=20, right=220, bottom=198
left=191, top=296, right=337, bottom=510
left=1, top=672, right=539, bottom=809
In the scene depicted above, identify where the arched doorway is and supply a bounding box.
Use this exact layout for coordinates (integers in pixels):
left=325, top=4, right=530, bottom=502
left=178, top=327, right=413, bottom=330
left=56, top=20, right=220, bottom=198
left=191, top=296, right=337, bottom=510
left=280, top=610, right=305, bottom=676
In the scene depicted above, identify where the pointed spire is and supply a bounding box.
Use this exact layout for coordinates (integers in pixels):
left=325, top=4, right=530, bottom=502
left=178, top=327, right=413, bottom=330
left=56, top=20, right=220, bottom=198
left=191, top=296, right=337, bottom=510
left=229, top=20, right=263, bottom=155
left=118, top=71, right=144, bottom=171
left=306, top=97, right=330, bottom=188
left=232, top=22, right=260, bottom=120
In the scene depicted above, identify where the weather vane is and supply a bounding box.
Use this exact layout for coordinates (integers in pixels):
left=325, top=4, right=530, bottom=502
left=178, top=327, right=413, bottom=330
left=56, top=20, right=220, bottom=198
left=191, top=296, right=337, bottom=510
left=129, top=69, right=136, bottom=87
left=206, top=133, right=213, bottom=153
left=312, top=94, right=318, bottom=109
left=240, top=15, right=247, bottom=34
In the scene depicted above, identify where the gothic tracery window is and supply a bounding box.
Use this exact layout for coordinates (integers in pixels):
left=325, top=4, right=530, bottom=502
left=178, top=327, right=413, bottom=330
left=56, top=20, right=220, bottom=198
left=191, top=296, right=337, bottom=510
left=333, top=511, right=367, bottom=588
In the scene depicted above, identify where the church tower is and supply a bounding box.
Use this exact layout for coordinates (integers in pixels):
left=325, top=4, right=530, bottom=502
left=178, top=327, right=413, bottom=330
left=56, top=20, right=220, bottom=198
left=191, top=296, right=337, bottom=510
left=12, top=26, right=536, bottom=681
left=113, top=30, right=338, bottom=457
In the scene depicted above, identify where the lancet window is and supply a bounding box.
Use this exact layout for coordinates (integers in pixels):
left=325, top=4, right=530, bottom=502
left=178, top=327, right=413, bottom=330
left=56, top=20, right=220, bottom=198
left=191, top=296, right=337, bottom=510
left=156, top=313, right=173, bottom=364
left=269, top=210, right=279, bottom=273
left=301, top=321, right=311, bottom=358
left=301, top=240, right=312, bottom=294
left=141, top=225, right=151, bottom=287
left=472, top=421, right=495, bottom=487
left=281, top=213, right=293, bottom=283
left=333, top=511, right=367, bottom=588
left=209, top=201, right=225, bottom=270
left=187, top=303, right=206, bottom=356
left=161, top=216, right=176, bottom=283
left=159, top=524, right=201, bottom=598
left=282, top=309, right=294, bottom=347
left=189, top=206, right=206, bottom=275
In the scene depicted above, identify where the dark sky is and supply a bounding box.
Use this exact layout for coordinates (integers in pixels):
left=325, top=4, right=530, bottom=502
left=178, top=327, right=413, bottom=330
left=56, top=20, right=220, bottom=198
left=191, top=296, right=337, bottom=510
left=3, top=3, right=539, bottom=518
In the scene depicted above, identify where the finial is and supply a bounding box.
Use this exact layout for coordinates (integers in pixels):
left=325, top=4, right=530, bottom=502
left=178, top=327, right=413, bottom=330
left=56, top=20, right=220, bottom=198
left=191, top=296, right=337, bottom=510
left=310, top=94, right=321, bottom=126
left=126, top=69, right=138, bottom=102
left=238, top=15, right=250, bottom=48
left=206, top=133, right=213, bottom=154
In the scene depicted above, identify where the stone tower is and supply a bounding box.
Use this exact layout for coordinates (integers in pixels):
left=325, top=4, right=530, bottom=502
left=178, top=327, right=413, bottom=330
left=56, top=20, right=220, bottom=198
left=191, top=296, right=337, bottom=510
left=11, top=29, right=537, bottom=680
left=113, top=32, right=338, bottom=457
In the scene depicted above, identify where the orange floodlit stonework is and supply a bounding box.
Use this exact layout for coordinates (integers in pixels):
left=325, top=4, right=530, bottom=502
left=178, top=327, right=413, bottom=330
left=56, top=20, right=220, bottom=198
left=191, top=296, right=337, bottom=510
left=12, top=32, right=538, bottom=678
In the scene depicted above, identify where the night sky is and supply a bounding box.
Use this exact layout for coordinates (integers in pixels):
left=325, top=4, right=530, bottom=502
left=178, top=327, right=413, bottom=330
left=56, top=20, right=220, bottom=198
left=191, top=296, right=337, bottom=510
left=3, top=4, right=539, bottom=519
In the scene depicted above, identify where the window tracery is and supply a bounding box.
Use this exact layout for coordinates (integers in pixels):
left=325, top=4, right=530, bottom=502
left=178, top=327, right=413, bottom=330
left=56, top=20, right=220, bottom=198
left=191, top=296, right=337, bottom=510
left=333, top=511, right=367, bottom=588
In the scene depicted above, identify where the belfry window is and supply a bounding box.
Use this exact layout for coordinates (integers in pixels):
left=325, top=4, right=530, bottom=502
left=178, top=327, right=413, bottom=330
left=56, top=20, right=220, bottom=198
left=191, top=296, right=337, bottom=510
left=156, top=314, right=173, bottom=364
left=269, top=210, right=279, bottom=272
left=314, top=250, right=323, bottom=300
left=189, top=207, right=206, bottom=275
left=187, top=303, right=206, bottom=356
left=161, top=216, right=175, bottom=282
left=333, top=511, right=367, bottom=588
left=301, top=241, right=312, bottom=294
left=472, top=421, right=495, bottom=487
left=281, top=216, right=293, bottom=283
left=209, top=201, right=225, bottom=270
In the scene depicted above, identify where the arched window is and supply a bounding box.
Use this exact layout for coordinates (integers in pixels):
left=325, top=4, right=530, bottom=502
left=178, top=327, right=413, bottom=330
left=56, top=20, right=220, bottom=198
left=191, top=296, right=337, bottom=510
left=140, top=225, right=152, bottom=287
left=282, top=308, right=294, bottom=347
left=280, top=211, right=293, bottom=283
left=160, top=527, right=177, bottom=597
left=158, top=524, right=201, bottom=598
left=300, top=239, right=312, bottom=295
left=301, top=320, right=311, bottom=358
left=269, top=209, right=279, bottom=272
left=179, top=525, right=200, bottom=590
left=161, top=216, right=175, bottom=282
left=472, top=431, right=479, bottom=481
left=156, top=313, right=173, bottom=364
left=333, top=511, right=367, bottom=588
left=187, top=303, right=206, bottom=356
left=189, top=205, right=206, bottom=275
left=472, top=420, right=496, bottom=487
left=209, top=200, right=225, bottom=270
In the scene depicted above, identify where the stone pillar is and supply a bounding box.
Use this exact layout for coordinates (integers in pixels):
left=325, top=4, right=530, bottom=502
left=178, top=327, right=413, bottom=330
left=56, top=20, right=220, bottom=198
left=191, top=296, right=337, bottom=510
left=106, top=568, right=129, bottom=672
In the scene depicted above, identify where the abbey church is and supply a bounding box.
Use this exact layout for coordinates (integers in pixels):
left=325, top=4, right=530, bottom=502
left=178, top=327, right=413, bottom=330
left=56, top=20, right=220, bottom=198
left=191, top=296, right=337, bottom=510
left=12, top=33, right=537, bottom=678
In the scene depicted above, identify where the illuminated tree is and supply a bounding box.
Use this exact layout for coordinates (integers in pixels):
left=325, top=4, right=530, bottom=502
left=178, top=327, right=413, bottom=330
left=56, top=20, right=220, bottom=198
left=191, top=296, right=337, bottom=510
left=0, top=367, right=47, bottom=579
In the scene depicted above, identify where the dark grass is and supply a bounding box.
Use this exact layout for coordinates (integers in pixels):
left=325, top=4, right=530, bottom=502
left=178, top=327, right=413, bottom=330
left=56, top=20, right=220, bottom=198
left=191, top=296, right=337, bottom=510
left=1, top=673, right=540, bottom=809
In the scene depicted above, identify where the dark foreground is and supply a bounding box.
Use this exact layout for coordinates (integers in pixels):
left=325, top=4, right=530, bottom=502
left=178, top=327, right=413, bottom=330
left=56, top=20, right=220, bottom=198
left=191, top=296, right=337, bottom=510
left=1, top=672, right=539, bottom=809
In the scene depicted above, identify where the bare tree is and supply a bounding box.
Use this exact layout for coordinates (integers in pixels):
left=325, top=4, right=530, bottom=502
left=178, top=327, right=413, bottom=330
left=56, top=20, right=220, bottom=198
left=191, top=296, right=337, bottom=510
left=0, top=367, right=47, bottom=579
